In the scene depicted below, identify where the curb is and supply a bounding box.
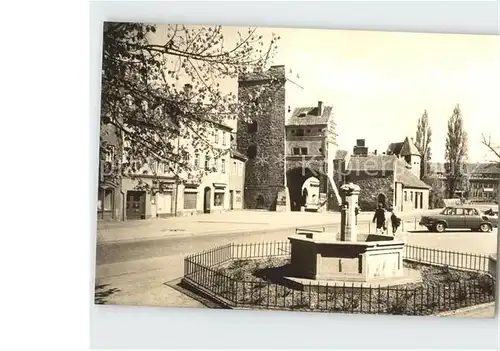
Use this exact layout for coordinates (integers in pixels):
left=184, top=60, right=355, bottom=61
left=435, top=302, right=496, bottom=317
left=95, top=213, right=426, bottom=245
left=96, top=221, right=339, bottom=245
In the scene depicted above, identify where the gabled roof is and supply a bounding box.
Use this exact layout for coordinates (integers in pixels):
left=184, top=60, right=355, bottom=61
left=230, top=149, right=248, bottom=162
left=395, top=159, right=431, bottom=189
left=286, top=106, right=333, bottom=126
left=400, top=136, right=420, bottom=156
left=334, top=150, right=348, bottom=160
left=387, top=142, right=403, bottom=155
left=347, top=155, right=398, bottom=171
left=430, top=162, right=500, bottom=174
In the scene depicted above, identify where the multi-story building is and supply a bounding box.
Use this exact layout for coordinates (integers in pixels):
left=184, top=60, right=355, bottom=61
left=285, top=101, right=341, bottom=211
left=120, top=121, right=246, bottom=219
left=429, top=162, right=499, bottom=202
left=97, top=123, right=124, bottom=221
left=237, top=65, right=341, bottom=211
left=98, top=94, right=246, bottom=221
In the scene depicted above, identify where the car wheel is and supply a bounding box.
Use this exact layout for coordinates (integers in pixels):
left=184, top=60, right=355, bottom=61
left=434, top=223, right=446, bottom=233
left=479, top=223, right=492, bottom=233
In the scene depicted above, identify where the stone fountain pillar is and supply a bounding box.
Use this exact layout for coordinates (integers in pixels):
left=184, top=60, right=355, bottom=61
left=340, top=183, right=360, bottom=242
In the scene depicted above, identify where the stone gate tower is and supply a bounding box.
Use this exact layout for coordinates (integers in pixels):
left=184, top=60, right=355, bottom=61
left=237, top=65, right=304, bottom=210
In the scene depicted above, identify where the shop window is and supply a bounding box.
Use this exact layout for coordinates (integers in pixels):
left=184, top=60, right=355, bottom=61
left=214, top=192, right=225, bottom=206
left=183, top=192, right=197, bottom=209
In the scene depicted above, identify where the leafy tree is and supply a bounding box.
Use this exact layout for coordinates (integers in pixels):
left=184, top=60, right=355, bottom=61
left=415, top=109, right=432, bottom=179
left=444, top=104, right=468, bottom=198
left=99, top=23, right=281, bottom=188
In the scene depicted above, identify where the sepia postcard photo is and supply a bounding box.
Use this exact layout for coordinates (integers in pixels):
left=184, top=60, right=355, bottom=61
left=94, top=23, right=499, bottom=318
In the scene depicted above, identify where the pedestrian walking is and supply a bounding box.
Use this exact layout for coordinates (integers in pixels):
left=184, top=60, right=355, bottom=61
left=372, top=203, right=386, bottom=234
left=389, top=206, right=401, bottom=235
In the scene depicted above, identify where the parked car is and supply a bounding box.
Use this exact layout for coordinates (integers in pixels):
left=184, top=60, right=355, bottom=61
left=419, top=206, right=498, bottom=233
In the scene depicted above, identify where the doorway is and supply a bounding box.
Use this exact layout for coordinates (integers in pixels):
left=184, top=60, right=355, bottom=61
left=203, top=187, right=211, bottom=213
left=126, top=190, right=146, bottom=220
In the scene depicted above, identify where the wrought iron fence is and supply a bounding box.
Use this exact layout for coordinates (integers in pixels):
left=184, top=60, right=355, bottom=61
left=404, top=245, right=491, bottom=272
left=183, top=242, right=496, bottom=315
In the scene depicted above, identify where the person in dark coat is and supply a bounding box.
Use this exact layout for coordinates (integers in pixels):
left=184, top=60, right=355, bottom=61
left=372, top=203, right=386, bottom=233
left=389, top=206, right=401, bottom=235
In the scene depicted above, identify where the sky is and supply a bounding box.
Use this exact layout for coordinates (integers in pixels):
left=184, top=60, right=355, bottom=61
left=152, top=25, right=500, bottom=163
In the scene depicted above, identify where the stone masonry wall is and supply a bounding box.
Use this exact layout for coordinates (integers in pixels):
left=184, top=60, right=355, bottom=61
left=237, top=67, right=287, bottom=210
left=346, top=172, right=394, bottom=211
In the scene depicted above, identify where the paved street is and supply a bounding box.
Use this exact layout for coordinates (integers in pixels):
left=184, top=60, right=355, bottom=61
left=94, top=210, right=498, bottom=312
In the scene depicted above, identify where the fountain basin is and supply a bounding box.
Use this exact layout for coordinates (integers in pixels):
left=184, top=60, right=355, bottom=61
left=288, top=232, right=409, bottom=284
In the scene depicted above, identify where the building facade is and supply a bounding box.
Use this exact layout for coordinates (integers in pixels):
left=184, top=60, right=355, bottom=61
left=237, top=65, right=341, bottom=211
left=97, top=123, right=124, bottom=221
left=334, top=137, right=430, bottom=212
left=285, top=101, right=341, bottom=211
left=429, top=162, right=499, bottom=202
left=99, top=114, right=246, bottom=221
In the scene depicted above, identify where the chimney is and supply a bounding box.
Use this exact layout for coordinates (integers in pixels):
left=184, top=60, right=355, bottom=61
left=318, top=101, right=323, bottom=116
left=374, top=149, right=377, bottom=155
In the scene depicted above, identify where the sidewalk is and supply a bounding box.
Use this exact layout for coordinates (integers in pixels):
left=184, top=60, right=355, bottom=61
left=96, top=209, right=436, bottom=244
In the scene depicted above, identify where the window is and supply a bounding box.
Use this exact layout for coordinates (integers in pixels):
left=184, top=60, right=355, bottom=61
left=204, top=156, right=211, bottom=170
left=247, top=120, right=258, bottom=133
left=222, top=132, right=226, bottom=146
left=221, top=159, right=226, bottom=173
left=183, top=192, right=197, bottom=209
left=103, top=189, right=113, bottom=211
left=232, top=161, right=237, bottom=174
left=293, top=148, right=307, bottom=155
left=235, top=190, right=242, bottom=202
left=194, top=155, right=200, bottom=168
left=404, top=191, right=407, bottom=202
left=247, top=145, right=257, bottom=159
left=238, top=162, right=243, bottom=176
left=214, top=192, right=224, bottom=206
left=214, top=158, right=219, bottom=172
left=105, top=146, right=115, bottom=162
left=214, top=130, right=219, bottom=144
left=296, top=129, right=304, bottom=136
left=455, top=208, right=464, bottom=215
left=410, top=191, right=413, bottom=201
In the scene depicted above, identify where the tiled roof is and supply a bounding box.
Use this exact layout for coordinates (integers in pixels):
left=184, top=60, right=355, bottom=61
left=230, top=149, right=247, bottom=161
left=400, top=137, right=420, bottom=156
left=347, top=155, right=398, bottom=171
left=395, top=159, right=431, bottom=189
left=286, top=106, right=332, bottom=126
left=387, top=142, right=403, bottom=155
left=429, top=162, right=500, bottom=174
left=334, top=150, right=348, bottom=160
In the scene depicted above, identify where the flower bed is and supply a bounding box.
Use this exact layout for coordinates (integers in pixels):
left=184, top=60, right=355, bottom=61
left=182, top=242, right=495, bottom=315
left=204, top=258, right=495, bottom=315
